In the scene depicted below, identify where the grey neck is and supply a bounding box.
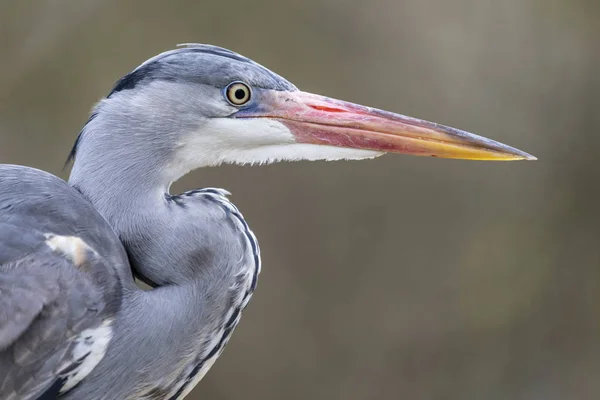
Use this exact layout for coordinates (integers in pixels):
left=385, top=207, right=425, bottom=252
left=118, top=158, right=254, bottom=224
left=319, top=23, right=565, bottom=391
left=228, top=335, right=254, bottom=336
left=69, top=103, right=191, bottom=285
left=65, top=104, right=260, bottom=399
left=69, top=116, right=175, bottom=221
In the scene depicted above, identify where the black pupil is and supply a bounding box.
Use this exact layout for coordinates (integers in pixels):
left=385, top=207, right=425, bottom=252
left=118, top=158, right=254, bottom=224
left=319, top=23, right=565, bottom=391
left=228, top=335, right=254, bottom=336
left=234, top=88, right=246, bottom=101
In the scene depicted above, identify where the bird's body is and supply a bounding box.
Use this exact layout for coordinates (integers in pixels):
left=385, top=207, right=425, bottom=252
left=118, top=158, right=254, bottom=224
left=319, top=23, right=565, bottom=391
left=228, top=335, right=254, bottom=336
left=0, top=44, right=534, bottom=399
left=0, top=165, right=258, bottom=400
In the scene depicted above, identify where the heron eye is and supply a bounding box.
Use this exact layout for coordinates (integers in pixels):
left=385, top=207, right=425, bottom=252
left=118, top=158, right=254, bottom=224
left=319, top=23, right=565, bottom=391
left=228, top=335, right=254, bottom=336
left=225, top=82, right=251, bottom=106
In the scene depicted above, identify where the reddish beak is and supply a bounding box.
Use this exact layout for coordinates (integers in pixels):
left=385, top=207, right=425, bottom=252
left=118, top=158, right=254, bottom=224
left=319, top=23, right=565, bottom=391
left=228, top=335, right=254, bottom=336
left=236, top=90, right=536, bottom=161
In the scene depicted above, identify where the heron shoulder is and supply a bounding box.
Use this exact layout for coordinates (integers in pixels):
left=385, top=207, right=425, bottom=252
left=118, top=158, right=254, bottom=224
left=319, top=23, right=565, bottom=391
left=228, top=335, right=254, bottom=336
left=0, top=231, right=117, bottom=399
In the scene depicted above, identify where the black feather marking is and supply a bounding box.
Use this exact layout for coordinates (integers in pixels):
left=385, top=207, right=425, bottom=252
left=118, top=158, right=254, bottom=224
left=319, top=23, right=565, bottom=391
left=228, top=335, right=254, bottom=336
left=167, top=316, right=238, bottom=400
left=35, top=378, right=66, bottom=400
left=225, top=307, right=241, bottom=330
left=230, top=211, right=260, bottom=293
left=107, top=62, right=163, bottom=97
left=166, top=359, right=206, bottom=400
left=166, top=194, right=187, bottom=208
left=191, top=188, right=220, bottom=195
left=131, top=267, right=159, bottom=289
left=65, top=110, right=98, bottom=167
left=58, top=351, right=90, bottom=375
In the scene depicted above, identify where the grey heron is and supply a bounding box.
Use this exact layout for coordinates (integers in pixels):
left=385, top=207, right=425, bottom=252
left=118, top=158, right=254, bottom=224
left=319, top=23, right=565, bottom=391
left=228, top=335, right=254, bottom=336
left=0, top=44, right=535, bottom=400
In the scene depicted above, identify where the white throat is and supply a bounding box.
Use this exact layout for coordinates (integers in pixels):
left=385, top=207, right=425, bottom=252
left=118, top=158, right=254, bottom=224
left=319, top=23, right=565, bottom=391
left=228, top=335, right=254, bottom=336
left=168, top=118, right=383, bottom=179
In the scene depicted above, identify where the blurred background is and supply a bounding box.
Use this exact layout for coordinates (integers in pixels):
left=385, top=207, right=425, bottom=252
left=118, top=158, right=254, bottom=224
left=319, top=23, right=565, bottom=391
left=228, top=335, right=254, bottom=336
left=1, top=0, right=599, bottom=399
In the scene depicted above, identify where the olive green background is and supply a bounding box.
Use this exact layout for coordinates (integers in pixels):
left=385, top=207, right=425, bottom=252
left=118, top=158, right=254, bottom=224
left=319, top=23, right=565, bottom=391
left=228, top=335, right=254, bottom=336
left=1, top=1, right=599, bottom=399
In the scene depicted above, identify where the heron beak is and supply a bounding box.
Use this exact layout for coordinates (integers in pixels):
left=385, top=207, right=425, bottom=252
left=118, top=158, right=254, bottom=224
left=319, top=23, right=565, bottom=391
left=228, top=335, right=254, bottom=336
left=237, top=90, right=536, bottom=161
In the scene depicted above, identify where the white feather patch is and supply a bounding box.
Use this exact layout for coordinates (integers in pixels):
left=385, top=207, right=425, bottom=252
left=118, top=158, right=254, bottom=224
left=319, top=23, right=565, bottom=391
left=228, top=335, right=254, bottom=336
left=59, top=319, right=114, bottom=393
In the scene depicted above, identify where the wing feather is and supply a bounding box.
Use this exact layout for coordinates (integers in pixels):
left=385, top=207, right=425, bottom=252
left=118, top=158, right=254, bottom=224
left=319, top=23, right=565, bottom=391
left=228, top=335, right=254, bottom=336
left=0, top=165, right=127, bottom=399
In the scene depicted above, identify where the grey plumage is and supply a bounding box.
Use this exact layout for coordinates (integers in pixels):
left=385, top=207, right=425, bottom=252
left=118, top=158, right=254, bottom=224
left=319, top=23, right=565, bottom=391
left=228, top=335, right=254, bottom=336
left=0, top=43, right=533, bottom=400
left=0, top=166, right=125, bottom=399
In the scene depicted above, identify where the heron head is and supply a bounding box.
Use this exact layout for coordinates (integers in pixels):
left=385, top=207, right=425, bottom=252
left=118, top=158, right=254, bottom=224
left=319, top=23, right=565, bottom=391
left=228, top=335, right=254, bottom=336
left=71, top=44, right=534, bottom=180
